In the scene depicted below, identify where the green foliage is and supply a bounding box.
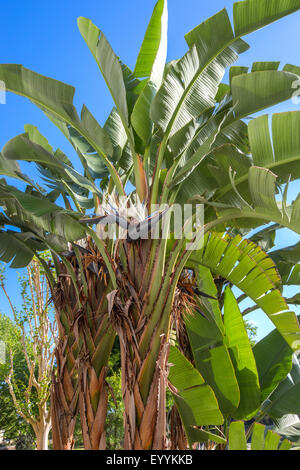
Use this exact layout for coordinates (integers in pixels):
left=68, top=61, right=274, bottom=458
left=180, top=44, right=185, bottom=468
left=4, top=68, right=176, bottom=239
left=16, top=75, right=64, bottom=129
left=0, top=0, right=300, bottom=450
left=105, top=340, right=124, bottom=450
left=0, top=314, right=34, bottom=441
left=15, top=434, right=35, bottom=450
left=229, top=421, right=292, bottom=450
left=168, top=285, right=298, bottom=448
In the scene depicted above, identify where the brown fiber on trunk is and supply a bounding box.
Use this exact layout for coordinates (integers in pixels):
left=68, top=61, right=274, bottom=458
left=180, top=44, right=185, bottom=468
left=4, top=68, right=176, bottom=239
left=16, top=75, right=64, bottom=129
left=108, top=239, right=172, bottom=450
left=52, top=245, right=116, bottom=450
left=50, top=263, right=81, bottom=450
left=168, top=405, right=188, bottom=450
left=51, top=368, right=77, bottom=450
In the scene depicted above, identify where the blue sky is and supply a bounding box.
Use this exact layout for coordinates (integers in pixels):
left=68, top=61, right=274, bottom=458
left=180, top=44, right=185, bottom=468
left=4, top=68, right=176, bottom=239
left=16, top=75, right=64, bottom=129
left=0, top=0, right=299, bottom=340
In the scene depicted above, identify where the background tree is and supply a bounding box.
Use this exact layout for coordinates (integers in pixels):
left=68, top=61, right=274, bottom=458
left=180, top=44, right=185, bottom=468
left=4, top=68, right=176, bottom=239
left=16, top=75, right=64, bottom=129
left=0, top=258, right=57, bottom=450
left=0, top=313, right=34, bottom=447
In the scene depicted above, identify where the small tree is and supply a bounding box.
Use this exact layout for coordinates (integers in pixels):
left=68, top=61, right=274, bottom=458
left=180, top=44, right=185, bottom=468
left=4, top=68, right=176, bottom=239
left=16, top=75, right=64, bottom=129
left=0, top=258, right=57, bottom=450
left=0, top=314, right=34, bottom=445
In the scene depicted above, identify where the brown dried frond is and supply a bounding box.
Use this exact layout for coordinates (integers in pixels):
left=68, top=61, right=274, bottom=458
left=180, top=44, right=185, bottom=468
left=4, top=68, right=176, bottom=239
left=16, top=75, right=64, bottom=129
left=51, top=281, right=65, bottom=310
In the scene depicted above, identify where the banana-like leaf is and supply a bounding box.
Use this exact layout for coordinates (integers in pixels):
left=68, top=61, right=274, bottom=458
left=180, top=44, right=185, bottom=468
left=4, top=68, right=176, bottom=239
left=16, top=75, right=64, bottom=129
left=189, top=231, right=300, bottom=350
left=0, top=64, right=124, bottom=195
left=186, top=318, right=240, bottom=418
left=253, top=327, right=294, bottom=402
left=131, top=81, right=157, bottom=146
left=131, top=0, right=168, bottom=145
left=0, top=182, right=62, bottom=217
left=223, top=287, right=260, bottom=419
left=77, top=17, right=129, bottom=127
left=2, top=128, right=102, bottom=201
left=104, top=108, right=127, bottom=161
left=185, top=8, right=249, bottom=54
left=0, top=182, right=86, bottom=243
left=216, top=166, right=300, bottom=235
left=269, top=242, right=300, bottom=285
left=0, top=231, right=42, bottom=268
left=134, top=0, right=168, bottom=90
left=176, top=80, right=300, bottom=204
left=229, top=421, right=292, bottom=450
left=184, top=266, right=240, bottom=417
left=262, top=353, right=300, bottom=418
left=168, top=346, right=223, bottom=446
left=185, top=0, right=300, bottom=55
left=213, top=110, right=300, bottom=204
left=228, top=420, right=247, bottom=450
left=272, top=414, right=300, bottom=442
left=0, top=152, right=34, bottom=186
left=170, top=111, right=234, bottom=188
left=150, top=44, right=237, bottom=140
left=233, top=0, right=300, bottom=37
left=231, top=70, right=300, bottom=119
left=249, top=112, right=300, bottom=182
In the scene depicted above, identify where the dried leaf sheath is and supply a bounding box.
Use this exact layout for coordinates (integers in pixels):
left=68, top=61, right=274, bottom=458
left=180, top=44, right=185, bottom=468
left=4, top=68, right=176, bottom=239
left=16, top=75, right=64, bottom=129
left=51, top=246, right=115, bottom=450
left=51, top=275, right=80, bottom=450
left=107, top=238, right=177, bottom=450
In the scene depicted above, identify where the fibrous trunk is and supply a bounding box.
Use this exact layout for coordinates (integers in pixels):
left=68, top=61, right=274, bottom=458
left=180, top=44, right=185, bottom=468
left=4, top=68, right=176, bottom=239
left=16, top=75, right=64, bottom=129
left=51, top=245, right=115, bottom=450
left=76, top=256, right=115, bottom=450
left=50, top=334, right=78, bottom=450
left=110, top=240, right=173, bottom=450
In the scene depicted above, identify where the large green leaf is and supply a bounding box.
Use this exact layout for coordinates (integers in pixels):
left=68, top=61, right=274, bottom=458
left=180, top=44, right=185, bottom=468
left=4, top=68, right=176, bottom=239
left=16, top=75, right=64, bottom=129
left=0, top=182, right=85, bottom=243
left=233, top=0, right=300, bottom=37
left=216, top=166, right=300, bottom=235
left=2, top=131, right=101, bottom=198
left=250, top=111, right=300, bottom=182
left=168, top=346, right=223, bottom=446
left=223, top=287, right=260, bottom=419
left=253, top=327, right=294, bottom=402
left=0, top=63, right=78, bottom=122
left=77, top=17, right=128, bottom=127
left=0, top=64, right=124, bottom=194
left=131, top=81, right=157, bottom=145
left=272, top=414, right=300, bottom=442
left=150, top=44, right=237, bottom=139
left=134, top=0, right=168, bottom=89
left=184, top=266, right=240, bottom=417
left=269, top=242, right=300, bottom=286
left=176, top=77, right=300, bottom=204
left=228, top=421, right=247, bottom=450
left=208, top=111, right=300, bottom=207
left=228, top=421, right=291, bottom=450
left=189, top=231, right=300, bottom=350
left=263, top=353, right=300, bottom=418
left=232, top=70, right=299, bottom=119
left=0, top=152, right=34, bottom=186
left=185, top=8, right=244, bottom=53
left=0, top=231, right=38, bottom=268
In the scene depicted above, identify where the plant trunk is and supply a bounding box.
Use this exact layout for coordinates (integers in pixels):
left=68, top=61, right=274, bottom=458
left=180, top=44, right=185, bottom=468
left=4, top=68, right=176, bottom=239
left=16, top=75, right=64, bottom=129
left=78, top=364, right=108, bottom=450
left=35, top=423, right=51, bottom=450
left=111, top=240, right=173, bottom=450
left=52, top=248, right=115, bottom=450
left=77, top=307, right=115, bottom=450
left=51, top=366, right=77, bottom=450
left=75, top=253, right=116, bottom=450
left=50, top=263, right=81, bottom=450
left=120, top=332, right=169, bottom=450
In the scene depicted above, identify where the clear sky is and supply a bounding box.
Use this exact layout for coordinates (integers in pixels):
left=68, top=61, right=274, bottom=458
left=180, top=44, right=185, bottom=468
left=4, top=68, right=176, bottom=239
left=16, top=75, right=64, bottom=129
left=0, top=0, right=299, bottom=340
